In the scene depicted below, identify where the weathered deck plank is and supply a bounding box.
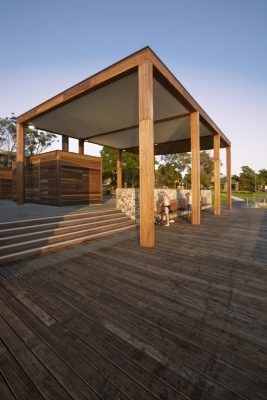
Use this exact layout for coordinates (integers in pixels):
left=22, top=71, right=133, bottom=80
left=0, top=207, right=266, bottom=399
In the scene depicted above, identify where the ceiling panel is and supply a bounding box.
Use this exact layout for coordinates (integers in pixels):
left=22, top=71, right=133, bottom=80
left=28, top=67, right=215, bottom=152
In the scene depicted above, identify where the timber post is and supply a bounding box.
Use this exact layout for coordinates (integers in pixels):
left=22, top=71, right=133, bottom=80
left=214, top=134, right=221, bottom=215
left=190, top=111, right=200, bottom=225
left=62, top=135, right=69, bottom=152
left=139, top=59, right=155, bottom=247
left=16, top=122, right=25, bottom=205
left=116, top=149, right=122, bottom=189
left=226, top=146, right=232, bottom=209
left=79, top=139, right=84, bottom=155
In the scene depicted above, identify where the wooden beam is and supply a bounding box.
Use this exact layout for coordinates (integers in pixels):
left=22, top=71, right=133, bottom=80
left=126, top=133, right=227, bottom=156
left=226, top=146, right=232, bottom=209
left=17, top=48, right=151, bottom=124
left=116, top=149, right=122, bottom=189
left=16, top=122, right=25, bottom=205
left=79, top=139, right=84, bottom=155
left=84, top=112, right=190, bottom=141
left=62, top=135, right=69, bottom=152
left=150, top=53, right=231, bottom=147
left=17, top=46, right=230, bottom=149
left=214, top=134, right=221, bottom=215
left=190, top=112, right=200, bottom=225
left=139, top=59, right=154, bottom=247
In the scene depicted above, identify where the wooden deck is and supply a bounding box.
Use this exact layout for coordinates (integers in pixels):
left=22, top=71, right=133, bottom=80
left=0, top=207, right=266, bottom=399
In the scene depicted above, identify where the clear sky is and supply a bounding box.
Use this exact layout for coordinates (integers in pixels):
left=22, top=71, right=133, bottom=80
left=0, top=0, right=266, bottom=175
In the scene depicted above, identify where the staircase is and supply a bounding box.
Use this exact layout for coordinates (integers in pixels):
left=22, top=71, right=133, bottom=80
left=0, top=209, right=136, bottom=264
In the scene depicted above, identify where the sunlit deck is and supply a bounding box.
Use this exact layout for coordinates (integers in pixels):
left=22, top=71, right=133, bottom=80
left=0, top=207, right=266, bottom=399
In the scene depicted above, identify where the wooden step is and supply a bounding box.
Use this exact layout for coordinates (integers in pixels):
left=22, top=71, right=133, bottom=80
left=0, top=212, right=126, bottom=238
left=0, top=216, right=130, bottom=246
left=0, top=208, right=137, bottom=265
left=0, top=220, right=136, bottom=256
left=0, top=208, right=121, bottom=229
left=0, top=223, right=137, bottom=265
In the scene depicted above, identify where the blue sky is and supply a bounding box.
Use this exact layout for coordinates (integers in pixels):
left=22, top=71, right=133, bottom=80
left=1, top=0, right=266, bottom=174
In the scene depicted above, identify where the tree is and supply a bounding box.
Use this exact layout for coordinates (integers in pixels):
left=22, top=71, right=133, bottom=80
left=0, top=115, right=58, bottom=158
left=155, top=163, right=182, bottom=187
left=100, top=147, right=117, bottom=186
left=100, top=147, right=139, bottom=187
left=24, top=127, right=58, bottom=156
left=156, top=153, right=191, bottom=187
left=258, top=169, right=267, bottom=189
left=232, top=174, right=240, bottom=182
left=159, top=153, right=191, bottom=174
left=239, top=166, right=256, bottom=192
left=200, top=151, right=215, bottom=189
left=121, top=151, right=139, bottom=187
left=0, top=114, right=16, bottom=153
left=186, top=151, right=215, bottom=189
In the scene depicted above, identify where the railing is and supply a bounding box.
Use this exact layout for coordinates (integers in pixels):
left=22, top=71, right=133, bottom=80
left=255, top=198, right=266, bottom=208
left=246, top=197, right=267, bottom=208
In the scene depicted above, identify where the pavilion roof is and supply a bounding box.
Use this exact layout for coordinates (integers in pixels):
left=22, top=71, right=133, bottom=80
left=18, top=47, right=230, bottom=154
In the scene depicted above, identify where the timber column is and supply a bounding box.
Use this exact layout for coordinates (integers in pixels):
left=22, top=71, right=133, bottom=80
left=214, top=134, right=221, bottom=215
left=62, top=135, right=69, bottom=152
left=190, top=112, right=200, bottom=224
left=139, top=59, right=154, bottom=247
left=79, top=139, right=84, bottom=155
left=16, top=122, right=25, bottom=204
left=116, top=149, right=122, bottom=189
left=226, top=146, right=232, bottom=209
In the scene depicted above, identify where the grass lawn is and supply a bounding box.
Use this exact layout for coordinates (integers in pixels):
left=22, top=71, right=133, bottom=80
left=212, top=191, right=267, bottom=205
left=231, top=191, right=267, bottom=201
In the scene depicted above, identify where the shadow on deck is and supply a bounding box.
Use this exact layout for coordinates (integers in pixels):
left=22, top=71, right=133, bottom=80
left=0, top=207, right=266, bottom=399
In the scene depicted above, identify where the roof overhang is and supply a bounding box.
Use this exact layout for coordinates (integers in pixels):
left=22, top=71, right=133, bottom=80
left=17, top=47, right=230, bottom=154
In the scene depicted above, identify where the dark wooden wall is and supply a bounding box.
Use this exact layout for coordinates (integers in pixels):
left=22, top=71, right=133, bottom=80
left=13, top=151, right=102, bottom=205
left=0, top=168, right=13, bottom=199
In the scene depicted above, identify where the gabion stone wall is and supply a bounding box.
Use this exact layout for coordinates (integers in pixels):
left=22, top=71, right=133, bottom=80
left=116, top=188, right=212, bottom=220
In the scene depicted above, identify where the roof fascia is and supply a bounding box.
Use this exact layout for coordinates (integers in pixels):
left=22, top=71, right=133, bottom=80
left=17, top=47, right=151, bottom=125
left=146, top=48, right=231, bottom=147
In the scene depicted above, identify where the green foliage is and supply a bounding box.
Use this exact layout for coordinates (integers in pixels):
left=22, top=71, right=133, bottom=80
left=155, top=163, right=182, bottom=187
left=156, top=151, right=215, bottom=189
left=0, top=114, right=16, bottom=152
left=0, top=115, right=58, bottom=157
left=200, top=151, right=215, bottom=189
left=100, top=147, right=139, bottom=187
left=25, top=127, right=58, bottom=156
left=232, top=174, right=240, bottom=182
left=155, top=153, right=190, bottom=187
left=159, top=153, right=191, bottom=173
left=122, top=151, right=139, bottom=187
left=186, top=151, right=215, bottom=189
left=258, top=169, right=267, bottom=187
left=100, top=147, right=117, bottom=185
left=239, top=165, right=256, bottom=192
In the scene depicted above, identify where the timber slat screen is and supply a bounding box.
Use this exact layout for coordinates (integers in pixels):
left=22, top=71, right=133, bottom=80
left=0, top=168, right=13, bottom=199
left=13, top=150, right=102, bottom=205
left=0, top=207, right=266, bottom=399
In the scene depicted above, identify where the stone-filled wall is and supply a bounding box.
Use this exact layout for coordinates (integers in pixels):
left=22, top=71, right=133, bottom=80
left=116, top=188, right=212, bottom=219
left=116, top=189, right=139, bottom=219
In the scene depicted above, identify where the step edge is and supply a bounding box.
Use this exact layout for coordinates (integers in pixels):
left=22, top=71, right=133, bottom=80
left=0, top=221, right=136, bottom=251
left=0, top=208, right=122, bottom=227
left=0, top=212, right=126, bottom=234
left=0, top=216, right=131, bottom=242
left=0, top=224, right=137, bottom=263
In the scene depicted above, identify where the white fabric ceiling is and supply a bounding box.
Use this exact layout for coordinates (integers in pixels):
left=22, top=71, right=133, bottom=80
left=29, top=71, right=213, bottom=149
left=89, top=118, right=212, bottom=149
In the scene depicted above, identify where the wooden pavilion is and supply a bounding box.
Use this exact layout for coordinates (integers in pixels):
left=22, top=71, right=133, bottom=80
left=16, top=47, right=231, bottom=248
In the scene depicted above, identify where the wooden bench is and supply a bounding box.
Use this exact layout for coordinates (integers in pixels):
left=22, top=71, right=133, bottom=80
left=158, top=198, right=186, bottom=213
